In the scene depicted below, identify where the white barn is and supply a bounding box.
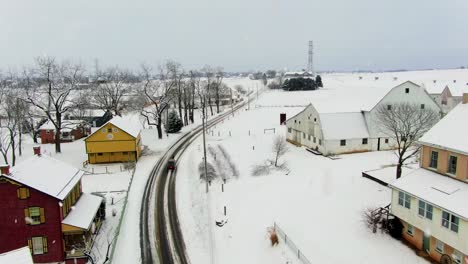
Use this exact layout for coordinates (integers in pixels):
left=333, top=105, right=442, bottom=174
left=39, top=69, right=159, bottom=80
left=286, top=81, right=442, bottom=155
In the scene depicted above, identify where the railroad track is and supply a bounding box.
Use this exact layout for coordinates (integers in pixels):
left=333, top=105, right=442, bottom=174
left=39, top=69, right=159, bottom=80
left=140, top=100, right=248, bottom=264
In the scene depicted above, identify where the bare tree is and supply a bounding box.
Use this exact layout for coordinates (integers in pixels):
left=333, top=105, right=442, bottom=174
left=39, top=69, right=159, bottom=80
left=93, top=67, right=132, bottom=116
left=272, top=135, right=289, bottom=167
left=23, top=56, right=84, bottom=153
left=139, top=64, right=174, bottom=139
left=375, top=103, right=439, bottom=179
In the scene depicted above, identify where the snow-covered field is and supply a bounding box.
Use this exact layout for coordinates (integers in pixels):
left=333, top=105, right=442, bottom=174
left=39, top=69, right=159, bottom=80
left=174, top=69, right=468, bottom=264
left=5, top=70, right=467, bottom=263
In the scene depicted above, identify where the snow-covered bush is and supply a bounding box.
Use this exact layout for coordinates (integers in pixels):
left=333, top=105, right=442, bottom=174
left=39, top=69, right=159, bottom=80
left=198, top=161, right=217, bottom=181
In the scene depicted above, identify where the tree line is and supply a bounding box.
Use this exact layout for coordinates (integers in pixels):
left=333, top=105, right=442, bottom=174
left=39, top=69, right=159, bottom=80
left=0, top=56, right=236, bottom=166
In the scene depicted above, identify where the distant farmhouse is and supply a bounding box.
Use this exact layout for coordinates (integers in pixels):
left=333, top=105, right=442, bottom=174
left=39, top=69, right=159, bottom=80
left=0, top=150, right=105, bottom=264
left=39, top=120, right=91, bottom=144
left=85, top=116, right=142, bottom=164
left=421, top=80, right=467, bottom=115
left=286, top=81, right=442, bottom=155
left=389, top=94, right=468, bottom=264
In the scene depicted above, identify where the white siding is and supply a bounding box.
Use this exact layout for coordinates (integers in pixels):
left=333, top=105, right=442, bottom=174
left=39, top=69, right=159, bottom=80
left=391, top=189, right=468, bottom=254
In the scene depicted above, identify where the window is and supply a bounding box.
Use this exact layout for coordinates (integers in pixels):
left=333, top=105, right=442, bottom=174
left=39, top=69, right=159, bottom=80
left=387, top=105, right=392, bottom=110
left=17, top=187, right=30, bottom=199
left=123, top=152, right=128, bottom=155
left=97, top=153, right=103, bottom=156
left=308, top=135, right=311, bottom=140
left=435, top=239, right=444, bottom=254
left=385, top=138, right=389, bottom=144
left=405, top=88, right=409, bottom=93
left=314, top=118, right=317, bottom=122
left=29, top=237, right=47, bottom=255
left=453, top=250, right=462, bottom=264
left=442, top=211, right=459, bottom=233
left=429, top=151, right=438, bottom=169
left=448, top=155, right=457, bottom=175
left=418, top=200, right=433, bottom=220
left=46, top=130, right=50, bottom=134
left=362, top=138, right=368, bottom=145
left=25, top=207, right=45, bottom=225
left=294, top=120, right=296, bottom=123
left=313, top=137, right=316, bottom=143
left=420, top=104, right=425, bottom=109
left=101, top=128, right=106, bottom=133
left=298, top=121, right=301, bottom=124
left=113, top=128, right=118, bottom=132
left=319, top=139, right=322, bottom=145
left=288, top=128, right=291, bottom=133
left=407, top=224, right=414, bottom=236
left=398, top=191, right=411, bottom=209
left=303, top=132, right=306, bottom=139
left=107, top=128, right=112, bottom=133
left=340, top=140, right=346, bottom=146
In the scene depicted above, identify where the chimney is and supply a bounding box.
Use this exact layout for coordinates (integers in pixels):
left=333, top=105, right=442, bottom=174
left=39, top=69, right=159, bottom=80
left=0, top=164, right=10, bottom=175
left=433, top=80, right=437, bottom=83
left=463, top=93, right=468, bottom=104
left=33, top=146, right=41, bottom=156
left=453, top=80, right=457, bottom=83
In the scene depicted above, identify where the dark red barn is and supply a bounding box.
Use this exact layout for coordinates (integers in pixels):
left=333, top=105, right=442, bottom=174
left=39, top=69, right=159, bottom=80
left=39, top=120, right=91, bottom=144
left=0, top=150, right=104, bottom=264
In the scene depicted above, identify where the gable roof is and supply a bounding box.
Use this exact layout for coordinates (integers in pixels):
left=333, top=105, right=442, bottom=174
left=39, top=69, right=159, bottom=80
left=93, top=115, right=142, bottom=138
left=0, top=247, right=33, bottom=264
left=3, top=155, right=83, bottom=200
left=418, top=103, right=468, bottom=154
left=39, top=120, right=89, bottom=132
left=319, top=112, right=369, bottom=140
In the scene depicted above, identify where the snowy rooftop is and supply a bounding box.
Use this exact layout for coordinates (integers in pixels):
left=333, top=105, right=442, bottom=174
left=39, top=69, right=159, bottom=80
left=390, top=168, right=468, bottom=219
left=363, top=164, right=418, bottom=186
left=0, top=247, right=33, bottom=264
left=101, top=115, right=142, bottom=138
left=5, top=155, right=83, bottom=200
left=39, top=119, right=88, bottom=131
left=421, top=81, right=468, bottom=96
left=320, top=112, right=369, bottom=140
left=62, top=193, right=103, bottom=230
left=418, top=103, right=468, bottom=154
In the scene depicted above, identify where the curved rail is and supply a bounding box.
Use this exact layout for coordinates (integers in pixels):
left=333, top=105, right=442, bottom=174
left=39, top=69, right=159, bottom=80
left=140, top=101, right=248, bottom=264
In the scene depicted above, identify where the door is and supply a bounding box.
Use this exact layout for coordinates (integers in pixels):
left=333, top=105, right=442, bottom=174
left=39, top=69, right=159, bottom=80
left=377, top=138, right=381, bottom=151
left=423, top=236, right=430, bottom=253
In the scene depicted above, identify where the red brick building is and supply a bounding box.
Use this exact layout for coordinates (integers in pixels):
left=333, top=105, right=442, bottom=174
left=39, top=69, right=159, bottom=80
left=0, top=150, right=104, bottom=264
left=39, top=120, right=91, bottom=144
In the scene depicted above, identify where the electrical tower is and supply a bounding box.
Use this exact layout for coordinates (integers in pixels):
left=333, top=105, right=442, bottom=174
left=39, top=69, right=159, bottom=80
left=308, top=40, right=314, bottom=75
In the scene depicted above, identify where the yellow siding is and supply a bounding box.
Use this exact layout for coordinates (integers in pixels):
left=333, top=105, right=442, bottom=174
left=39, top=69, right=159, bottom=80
left=421, top=145, right=468, bottom=181
left=85, top=123, right=142, bottom=164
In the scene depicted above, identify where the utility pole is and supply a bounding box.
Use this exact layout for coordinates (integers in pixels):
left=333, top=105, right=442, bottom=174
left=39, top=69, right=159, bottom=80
left=202, top=96, right=209, bottom=193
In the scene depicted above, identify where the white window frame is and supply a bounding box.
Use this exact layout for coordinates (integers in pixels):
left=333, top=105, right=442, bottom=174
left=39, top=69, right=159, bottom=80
left=32, top=236, right=44, bottom=255
left=418, top=200, right=433, bottom=220
left=398, top=191, right=411, bottom=209
left=453, top=250, right=462, bottom=264
left=447, top=155, right=457, bottom=175
left=407, top=224, right=414, bottom=236
left=435, top=239, right=444, bottom=254
left=430, top=151, right=438, bottom=169
left=442, top=211, right=459, bottom=233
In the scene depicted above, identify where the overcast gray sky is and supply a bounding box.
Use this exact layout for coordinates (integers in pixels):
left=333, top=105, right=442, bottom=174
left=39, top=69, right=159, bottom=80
left=1, top=0, right=467, bottom=72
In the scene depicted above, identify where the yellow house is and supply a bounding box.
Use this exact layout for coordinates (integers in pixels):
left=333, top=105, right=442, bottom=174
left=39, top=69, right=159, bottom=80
left=85, top=116, right=142, bottom=164
left=389, top=95, right=468, bottom=264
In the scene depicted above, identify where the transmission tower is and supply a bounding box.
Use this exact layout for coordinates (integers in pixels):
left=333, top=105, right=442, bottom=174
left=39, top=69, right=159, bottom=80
left=308, top=40, right=314, bottom=75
